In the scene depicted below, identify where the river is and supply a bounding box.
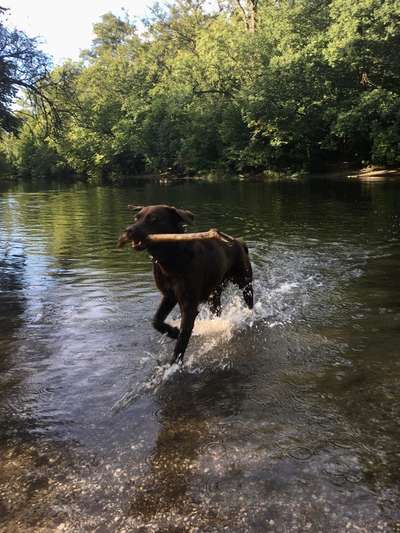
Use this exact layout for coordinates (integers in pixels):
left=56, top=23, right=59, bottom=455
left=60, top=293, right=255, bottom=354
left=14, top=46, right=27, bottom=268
left=0, top=176, right=400, bottom=531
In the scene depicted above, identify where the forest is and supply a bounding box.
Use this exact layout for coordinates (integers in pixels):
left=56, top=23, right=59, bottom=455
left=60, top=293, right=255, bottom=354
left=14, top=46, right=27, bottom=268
left=1, top=0, right=400, bottom=181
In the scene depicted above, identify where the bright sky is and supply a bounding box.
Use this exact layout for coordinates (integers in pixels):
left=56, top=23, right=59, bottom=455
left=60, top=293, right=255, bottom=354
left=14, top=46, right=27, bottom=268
left=2, top=0, right=152, bottom=64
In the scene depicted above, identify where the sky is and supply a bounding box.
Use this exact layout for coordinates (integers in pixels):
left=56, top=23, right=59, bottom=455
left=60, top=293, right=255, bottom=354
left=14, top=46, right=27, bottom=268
left=2, top=0, right=152, bottom=64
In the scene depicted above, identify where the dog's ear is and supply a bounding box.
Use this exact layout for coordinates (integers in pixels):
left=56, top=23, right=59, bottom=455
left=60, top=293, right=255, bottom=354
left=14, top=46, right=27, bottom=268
left=174, top=208, right=195, bottom=225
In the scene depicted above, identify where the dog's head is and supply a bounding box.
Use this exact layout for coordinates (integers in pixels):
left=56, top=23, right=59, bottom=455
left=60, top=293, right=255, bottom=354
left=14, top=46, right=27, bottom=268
left=118, top=205, right=194, bottom=251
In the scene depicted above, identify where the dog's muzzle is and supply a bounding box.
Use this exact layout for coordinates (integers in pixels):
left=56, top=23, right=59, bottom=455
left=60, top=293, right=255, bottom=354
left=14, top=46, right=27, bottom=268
left=131, top=239, right=147, bottom=251
left=117, top=230, right=147, bottom=251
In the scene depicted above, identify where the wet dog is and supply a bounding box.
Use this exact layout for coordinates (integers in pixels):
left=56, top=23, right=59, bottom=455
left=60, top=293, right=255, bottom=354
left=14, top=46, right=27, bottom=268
left=118, top=205, right=253, bottom=364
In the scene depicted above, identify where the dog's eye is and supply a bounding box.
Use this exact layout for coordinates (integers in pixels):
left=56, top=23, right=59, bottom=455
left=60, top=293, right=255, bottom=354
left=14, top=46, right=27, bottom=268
left=149, top=215, right=158, bottom=223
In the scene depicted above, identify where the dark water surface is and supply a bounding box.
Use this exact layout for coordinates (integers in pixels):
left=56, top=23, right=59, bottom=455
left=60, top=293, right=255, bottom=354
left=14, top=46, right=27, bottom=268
left=1, top=177, right=400, bottom=531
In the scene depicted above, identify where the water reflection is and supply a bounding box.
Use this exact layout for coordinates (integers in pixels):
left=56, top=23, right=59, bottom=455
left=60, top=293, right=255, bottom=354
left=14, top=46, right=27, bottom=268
left=127, top=367, right=245, bottom=524
left=0, top=251, right=26, bottom=439
left=0, top=249, right=26, bottom=356
left=0, top=177, right=400, bottom=530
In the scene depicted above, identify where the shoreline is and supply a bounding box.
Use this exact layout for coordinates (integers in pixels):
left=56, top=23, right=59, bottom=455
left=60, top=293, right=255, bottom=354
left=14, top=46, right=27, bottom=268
left=114, top=165, right=400, bottom=183
left=2, top=165, right=400, bottom=186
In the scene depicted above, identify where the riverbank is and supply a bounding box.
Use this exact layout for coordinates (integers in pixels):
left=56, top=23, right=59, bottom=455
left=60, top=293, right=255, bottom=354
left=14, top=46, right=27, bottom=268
left=2, top=165, right=400, bottom=187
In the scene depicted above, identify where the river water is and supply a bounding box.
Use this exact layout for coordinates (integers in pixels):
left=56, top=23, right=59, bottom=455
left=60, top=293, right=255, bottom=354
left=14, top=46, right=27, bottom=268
left=0, top=176, right=400, bottom=531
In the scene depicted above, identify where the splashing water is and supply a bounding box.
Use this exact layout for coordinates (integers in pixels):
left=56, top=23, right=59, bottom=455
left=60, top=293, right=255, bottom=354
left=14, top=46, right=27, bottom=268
left=112, top=234, right=371, bottom=412
left=112, top=268, right=307, bottom=412
left=112, top=361, right=182, bottom=412
left=112, top=290, right=257, bottom=412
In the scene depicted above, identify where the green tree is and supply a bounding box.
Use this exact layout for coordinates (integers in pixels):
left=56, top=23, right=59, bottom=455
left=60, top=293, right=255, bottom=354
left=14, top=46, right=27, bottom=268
left=3, top=0, right=400, bottom=180
left=326, top=0, right=400, bottom=163
left=0, top=7, right=51, bottom=131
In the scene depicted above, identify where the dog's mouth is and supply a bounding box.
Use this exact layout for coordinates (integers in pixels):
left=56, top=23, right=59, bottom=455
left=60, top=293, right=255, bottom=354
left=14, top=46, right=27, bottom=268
left=117, top=231, right=147, bottom=251
left=132, top=239, right=147, bottom=251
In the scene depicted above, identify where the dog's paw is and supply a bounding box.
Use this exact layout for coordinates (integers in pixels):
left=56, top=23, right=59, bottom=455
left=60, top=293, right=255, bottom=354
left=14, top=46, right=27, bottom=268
left=168, top=327, right=180, bottom=339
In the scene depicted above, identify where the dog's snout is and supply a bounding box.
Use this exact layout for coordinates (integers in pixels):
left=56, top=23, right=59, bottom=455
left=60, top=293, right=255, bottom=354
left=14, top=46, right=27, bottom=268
left=126, top=223, right=144, bottom=240
left=125, top=223, right=148, bottom=251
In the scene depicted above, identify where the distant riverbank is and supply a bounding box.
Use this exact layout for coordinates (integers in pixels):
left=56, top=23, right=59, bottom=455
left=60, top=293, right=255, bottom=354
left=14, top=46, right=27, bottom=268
left=2, top=165, right=400, bottom=188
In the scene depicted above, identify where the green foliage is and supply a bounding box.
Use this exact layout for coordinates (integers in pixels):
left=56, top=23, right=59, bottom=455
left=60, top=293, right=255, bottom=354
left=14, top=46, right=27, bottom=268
left=2, top=120, right=67, bottom=178
left=2, top=0, right=400, bottom=181
left=0, top=7, right=51, bottom=132
left=333, top=89, right=400, bottom=165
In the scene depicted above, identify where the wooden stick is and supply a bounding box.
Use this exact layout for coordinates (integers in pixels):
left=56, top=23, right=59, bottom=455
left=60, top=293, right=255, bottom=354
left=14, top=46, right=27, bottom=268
left=146, top=228, right=235, bottom=243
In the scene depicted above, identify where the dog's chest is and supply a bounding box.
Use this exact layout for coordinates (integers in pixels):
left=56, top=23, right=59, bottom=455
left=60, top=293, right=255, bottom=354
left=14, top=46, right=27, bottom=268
left=152, top=259, right=177, bottom=293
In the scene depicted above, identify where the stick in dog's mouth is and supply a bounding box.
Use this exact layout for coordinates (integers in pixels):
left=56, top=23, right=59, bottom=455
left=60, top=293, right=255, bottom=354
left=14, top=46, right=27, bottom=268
left=117, top=231, right=130, bottom=249
left=131, top=240, right=146, bottom=251
left=117, top=232, right=147, bottom=250
left=117, top=228, right=235, bottom=250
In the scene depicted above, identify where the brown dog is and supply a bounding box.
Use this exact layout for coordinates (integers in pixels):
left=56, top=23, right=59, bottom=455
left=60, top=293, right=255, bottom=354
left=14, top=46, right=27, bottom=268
left=118, top=205, right=253, bottom=364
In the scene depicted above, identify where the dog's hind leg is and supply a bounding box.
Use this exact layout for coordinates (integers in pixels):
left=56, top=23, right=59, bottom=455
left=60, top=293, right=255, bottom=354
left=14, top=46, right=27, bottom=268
left=242, top=281, right=254, bottom=309
left=171, top=305, right=198, bottom=364
left=233, top=275, right=254, bottom=310
left=152, top=293, right=179, bottom=339
left=208, top=286, right=222, bottom=316
left=238, top=254, right=254, bottom=309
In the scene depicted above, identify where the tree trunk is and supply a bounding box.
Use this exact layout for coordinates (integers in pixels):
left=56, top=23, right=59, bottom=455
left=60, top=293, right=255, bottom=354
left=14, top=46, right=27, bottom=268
left=235, top=0, right=258, bottom=32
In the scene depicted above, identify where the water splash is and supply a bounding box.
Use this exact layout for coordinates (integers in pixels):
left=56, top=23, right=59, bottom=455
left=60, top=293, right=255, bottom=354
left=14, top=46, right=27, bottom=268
left=112, top=237, right=368, bottom=412
left=112, top=289, right=258, bottom=411
left=112, top=362, right=182, bottom=413
left=111, top=253, right=318, bottom=412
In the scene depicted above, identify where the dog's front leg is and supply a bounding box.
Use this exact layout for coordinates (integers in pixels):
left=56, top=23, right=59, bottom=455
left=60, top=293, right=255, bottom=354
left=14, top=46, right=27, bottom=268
left=171, top=305, right=198, bottom=365
left=152, top=292, right=179, bottom=339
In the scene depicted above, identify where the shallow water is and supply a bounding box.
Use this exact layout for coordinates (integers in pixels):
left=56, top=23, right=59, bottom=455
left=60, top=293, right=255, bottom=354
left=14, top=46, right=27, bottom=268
left=0, top=177, right=400, bottom=531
